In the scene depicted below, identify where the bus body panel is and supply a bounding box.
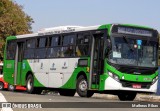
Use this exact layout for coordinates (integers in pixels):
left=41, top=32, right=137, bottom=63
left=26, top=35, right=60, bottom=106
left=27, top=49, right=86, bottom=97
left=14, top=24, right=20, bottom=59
left=26, top=58, right=80, bottom=88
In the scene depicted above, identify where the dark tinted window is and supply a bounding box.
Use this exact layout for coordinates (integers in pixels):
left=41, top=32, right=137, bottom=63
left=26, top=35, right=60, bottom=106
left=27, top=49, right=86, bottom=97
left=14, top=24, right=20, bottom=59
left=47, top=47, right=62, bottom=58
left=76, top=34, right=90, bottom=56
left=37, top=38, right=47, bottom=48
left=35, top=48, right=46, bottom=59
left=77, top=34, right=89, bottom=45
left=50, top=36, right=61, bottom=47
left=7, top=41, right=16, bottom=60
left=24, top=38, right=36, bottom=59
left=24, top=49, right=35, bottom=59
left=26, top=39, right=35, bottom=48
left=76, top=45, right=89, bottom=56
left=63, top=35, right=76, bottom=46
left=62, top=46, right=75, bottom=57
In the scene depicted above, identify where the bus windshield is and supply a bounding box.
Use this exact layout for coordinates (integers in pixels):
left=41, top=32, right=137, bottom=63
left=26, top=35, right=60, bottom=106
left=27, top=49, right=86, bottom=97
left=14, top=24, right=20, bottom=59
left=108, top=36, right=158, bottom=67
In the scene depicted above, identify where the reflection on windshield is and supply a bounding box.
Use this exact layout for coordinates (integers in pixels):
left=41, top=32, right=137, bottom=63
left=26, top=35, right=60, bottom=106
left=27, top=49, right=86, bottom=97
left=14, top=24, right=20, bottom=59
left=108, top=37, right=158, bottom=67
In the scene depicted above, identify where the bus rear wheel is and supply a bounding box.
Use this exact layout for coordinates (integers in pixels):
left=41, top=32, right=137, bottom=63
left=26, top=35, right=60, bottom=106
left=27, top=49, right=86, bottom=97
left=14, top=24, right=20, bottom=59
left=26, top=75, right=42, bottom=94
left=59, top=89, right=76, bottom=96
left=0, top=82, right=4, bottom=90
left=76, top=75, right=94, bottom=97
left=118, top=91, right=137, bottom=101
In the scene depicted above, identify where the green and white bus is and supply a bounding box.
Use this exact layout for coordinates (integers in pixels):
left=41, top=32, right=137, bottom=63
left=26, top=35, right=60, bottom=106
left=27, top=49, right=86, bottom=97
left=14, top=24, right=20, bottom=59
left=3, top=24, right=159, bottom=101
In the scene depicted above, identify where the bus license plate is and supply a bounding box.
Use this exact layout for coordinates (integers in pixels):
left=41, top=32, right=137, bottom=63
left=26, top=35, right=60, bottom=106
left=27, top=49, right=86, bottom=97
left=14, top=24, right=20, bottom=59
left=132, top=84, right=141, bottom=89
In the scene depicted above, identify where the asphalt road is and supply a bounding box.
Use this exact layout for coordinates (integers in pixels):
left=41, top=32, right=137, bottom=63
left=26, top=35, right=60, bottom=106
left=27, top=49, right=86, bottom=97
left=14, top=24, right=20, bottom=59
left=0, top=90, right=159, bottom=111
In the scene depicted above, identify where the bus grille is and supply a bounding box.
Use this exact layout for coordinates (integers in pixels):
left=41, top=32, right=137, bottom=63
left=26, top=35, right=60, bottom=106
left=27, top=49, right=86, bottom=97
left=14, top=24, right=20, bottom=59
left=118, top=67, right=157, bottom=75
left=120, top=80, right=152, bottom=89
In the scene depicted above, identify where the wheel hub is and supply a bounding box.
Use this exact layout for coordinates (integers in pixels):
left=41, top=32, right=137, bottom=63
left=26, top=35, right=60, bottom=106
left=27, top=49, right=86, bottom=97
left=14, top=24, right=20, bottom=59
left=79, top=80, right=87, bottom=92
left=27, top=79, right=32, bottom=90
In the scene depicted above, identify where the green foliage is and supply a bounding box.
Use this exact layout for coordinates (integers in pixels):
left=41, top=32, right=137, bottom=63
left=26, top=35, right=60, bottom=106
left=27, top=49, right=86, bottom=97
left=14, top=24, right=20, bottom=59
left=0, top=0, right=34, bottom=59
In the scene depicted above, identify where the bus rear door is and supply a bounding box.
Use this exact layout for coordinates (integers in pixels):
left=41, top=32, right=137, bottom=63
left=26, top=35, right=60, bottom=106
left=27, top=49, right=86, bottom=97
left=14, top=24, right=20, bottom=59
left=14, top=41, right=25, bottom=85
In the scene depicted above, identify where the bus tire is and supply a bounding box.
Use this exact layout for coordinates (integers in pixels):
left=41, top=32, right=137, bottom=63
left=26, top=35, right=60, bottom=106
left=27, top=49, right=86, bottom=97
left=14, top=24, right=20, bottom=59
left=59, top=89, right=76, bottom=96
left=76, top=75, right=94, bottom=97
left=8, top=84, right=15, bottom=91
left=0, top=82, right=4, bottom=90
left=118, top=91, right=137, bottom=101
left=26, top=75, right=42, bottom=94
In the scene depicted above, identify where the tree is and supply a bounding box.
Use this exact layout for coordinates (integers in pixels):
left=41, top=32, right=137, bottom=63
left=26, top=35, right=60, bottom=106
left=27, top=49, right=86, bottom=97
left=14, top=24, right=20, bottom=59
left=0, top=0, right=34, bottom=59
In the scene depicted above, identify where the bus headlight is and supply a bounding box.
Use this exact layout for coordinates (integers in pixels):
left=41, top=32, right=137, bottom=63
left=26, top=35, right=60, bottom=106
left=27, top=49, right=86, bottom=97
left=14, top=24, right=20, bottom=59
left=108, top=71, right=120, bottom=82
left=152, top=76, right=158, bottom=85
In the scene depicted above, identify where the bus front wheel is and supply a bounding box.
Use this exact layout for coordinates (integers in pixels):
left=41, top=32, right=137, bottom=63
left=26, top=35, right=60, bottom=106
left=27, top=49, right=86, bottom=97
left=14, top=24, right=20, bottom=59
left=0, top=82, right=4, bottom=90
left=76, top=75, right=94, bottom=97
left=26, top=75, right=42, bottom=94
left=118, top=91, right=137, bottom=101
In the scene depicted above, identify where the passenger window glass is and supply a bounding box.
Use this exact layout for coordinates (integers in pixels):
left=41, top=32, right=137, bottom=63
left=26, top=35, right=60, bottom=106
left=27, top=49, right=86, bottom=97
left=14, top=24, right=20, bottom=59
left=37, top=38, right=47, bottom=48
left=47, top=47, right=62, bottom=58
left=27, top=39, right=35, bottom=48
left=76, top=34, right=90, bottom=56
left=50, top=36, right=60, bottom=47
left=77, top=34, right=89, bottom=45
left=62, top=46, right=75, bottom=57
left=24, top=49, right=35, bottom=59
left=35, top=48, right=46, bottom=58
left=7, top=41, right=16, bottom=59
left=76, top=45, right=89, bottom=56
left=63, top=35, right=76, bottom=46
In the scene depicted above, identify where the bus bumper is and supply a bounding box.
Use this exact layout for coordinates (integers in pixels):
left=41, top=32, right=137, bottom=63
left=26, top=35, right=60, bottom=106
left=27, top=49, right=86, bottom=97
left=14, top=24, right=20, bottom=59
left=104, top=77, right=158, bottom=93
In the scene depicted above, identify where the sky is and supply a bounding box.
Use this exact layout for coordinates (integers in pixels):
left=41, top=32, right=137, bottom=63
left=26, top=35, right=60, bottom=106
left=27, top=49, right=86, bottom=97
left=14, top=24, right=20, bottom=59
left=14, top=0, right=160, bottom=33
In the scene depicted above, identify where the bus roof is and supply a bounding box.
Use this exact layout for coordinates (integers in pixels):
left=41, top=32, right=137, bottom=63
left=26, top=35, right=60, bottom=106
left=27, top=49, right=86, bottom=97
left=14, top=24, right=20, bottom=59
left=9, top=23, right=157, bottom=39
left=16, top=25, right=100, bottom=39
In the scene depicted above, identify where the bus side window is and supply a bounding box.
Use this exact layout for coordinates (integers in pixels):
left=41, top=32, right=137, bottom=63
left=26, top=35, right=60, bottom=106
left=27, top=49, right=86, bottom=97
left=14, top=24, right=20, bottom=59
left=7, top=41, right=16, bottom=60
left=62, top=34, right=76, bottom=57
left=24, top=39, right=36, bottom=59
left=76, top=34, right=90, bottom=57
left=35, top=37, right=47, bottom=59
left=47, top=36, right=61, bottom=58
left=63, top=35, right=76, bottom=46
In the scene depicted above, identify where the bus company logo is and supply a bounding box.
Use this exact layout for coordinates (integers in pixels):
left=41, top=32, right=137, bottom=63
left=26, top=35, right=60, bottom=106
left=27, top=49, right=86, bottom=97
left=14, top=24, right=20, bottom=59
left=6, top=64, right=12, bottom=68
left=62, top=62, right=67, bottom=69
left=52, top=63, right=55, bottom=67
left=133, top=72, right=141, bottom=74
left=64, top=62, right=66, bottom=66
left=40, top=63, right=43, bottom=69
left=50, top=63, right=56, bottom=70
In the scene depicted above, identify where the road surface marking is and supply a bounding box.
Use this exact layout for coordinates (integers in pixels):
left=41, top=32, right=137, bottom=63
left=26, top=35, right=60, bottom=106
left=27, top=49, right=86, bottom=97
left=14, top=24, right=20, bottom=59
left=0, top=92, right=13, bottom=111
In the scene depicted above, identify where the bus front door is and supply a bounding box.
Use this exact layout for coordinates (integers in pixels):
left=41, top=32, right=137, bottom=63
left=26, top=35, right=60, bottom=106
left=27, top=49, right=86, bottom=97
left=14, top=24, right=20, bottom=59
left=14, top=42, right=24, bottom=85
left=90, top=32, right=104, bottom=89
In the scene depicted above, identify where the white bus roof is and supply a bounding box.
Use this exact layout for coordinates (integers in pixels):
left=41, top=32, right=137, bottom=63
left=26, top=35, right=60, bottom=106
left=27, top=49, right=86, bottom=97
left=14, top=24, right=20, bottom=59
left=16, top=25, right=100, bottom=38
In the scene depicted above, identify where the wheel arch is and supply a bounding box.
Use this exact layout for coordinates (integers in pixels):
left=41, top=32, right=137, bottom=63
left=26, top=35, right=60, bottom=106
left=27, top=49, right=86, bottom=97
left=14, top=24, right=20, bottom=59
left=76, top=71, right=88, bottom=80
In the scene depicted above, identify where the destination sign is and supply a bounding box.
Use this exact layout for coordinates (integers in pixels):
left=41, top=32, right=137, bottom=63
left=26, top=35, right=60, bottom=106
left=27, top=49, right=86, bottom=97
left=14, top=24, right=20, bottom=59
left=117, top=27, right=152, bottom=37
